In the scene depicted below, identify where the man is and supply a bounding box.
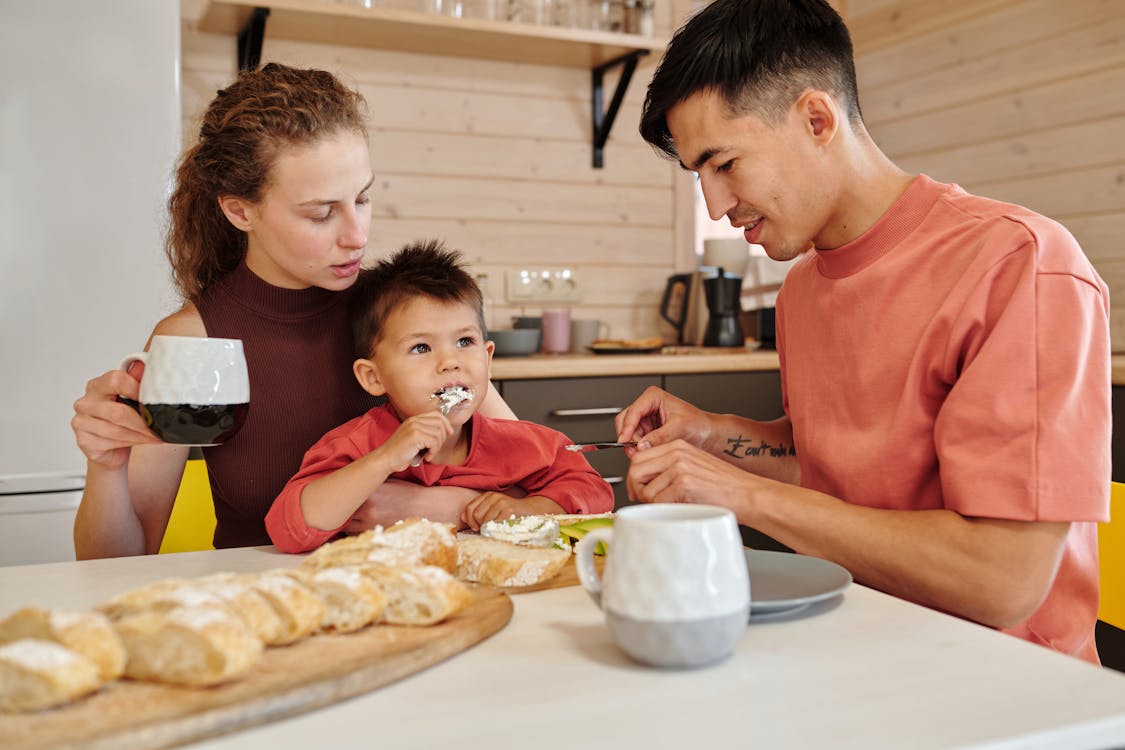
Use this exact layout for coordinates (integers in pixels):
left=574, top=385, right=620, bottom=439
left=616, top=0, right=1110, bottom=663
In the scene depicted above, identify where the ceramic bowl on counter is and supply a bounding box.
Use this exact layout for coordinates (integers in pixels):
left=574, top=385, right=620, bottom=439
left=490, top=328, right=540, bottom=356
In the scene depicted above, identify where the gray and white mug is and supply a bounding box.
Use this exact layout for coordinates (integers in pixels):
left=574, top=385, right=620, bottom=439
left=575, top=504, right=750, bottom=669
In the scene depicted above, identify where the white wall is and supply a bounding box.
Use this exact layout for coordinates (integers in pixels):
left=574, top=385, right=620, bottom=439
left=0, top=0, right=182, bottom=478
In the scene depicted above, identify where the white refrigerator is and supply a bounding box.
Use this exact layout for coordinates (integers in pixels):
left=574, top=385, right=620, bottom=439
left=0, top=0, right=182, bottom=564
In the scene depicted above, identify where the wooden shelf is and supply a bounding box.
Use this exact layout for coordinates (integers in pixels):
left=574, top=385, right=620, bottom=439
left=199, top=0, right=666, bottom=68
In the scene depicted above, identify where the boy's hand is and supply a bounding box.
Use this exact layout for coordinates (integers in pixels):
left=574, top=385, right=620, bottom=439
left=376, top=412, right=454, bottom=472
left=460, top=492, right=565, bottom=532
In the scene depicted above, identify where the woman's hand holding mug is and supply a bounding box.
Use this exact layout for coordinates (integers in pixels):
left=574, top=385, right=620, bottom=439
left=118, top=335, right=250, bottom=446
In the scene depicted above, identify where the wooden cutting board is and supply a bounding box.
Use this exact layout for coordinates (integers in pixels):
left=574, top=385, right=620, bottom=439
left=0, top=586, right=511, bottom=750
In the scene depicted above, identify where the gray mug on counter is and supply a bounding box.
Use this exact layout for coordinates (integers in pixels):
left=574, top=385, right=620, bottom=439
left=570, top=318, right=609, bottom=353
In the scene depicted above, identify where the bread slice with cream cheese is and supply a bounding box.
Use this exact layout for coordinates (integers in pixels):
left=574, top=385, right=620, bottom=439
left=302, top=518, right=458, bottom=573
left=456, top=534, right=571, bottom=588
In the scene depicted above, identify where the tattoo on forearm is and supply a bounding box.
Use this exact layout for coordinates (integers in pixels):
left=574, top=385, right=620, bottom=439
left=722, top=435, right=796, bottom=460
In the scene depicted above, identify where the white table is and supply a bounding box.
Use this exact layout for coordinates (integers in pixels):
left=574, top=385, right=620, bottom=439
left=3, top=548, right=1125, bottom=749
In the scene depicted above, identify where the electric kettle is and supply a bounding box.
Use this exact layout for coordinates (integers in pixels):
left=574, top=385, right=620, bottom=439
left=659, top=272, right=708, bottom=345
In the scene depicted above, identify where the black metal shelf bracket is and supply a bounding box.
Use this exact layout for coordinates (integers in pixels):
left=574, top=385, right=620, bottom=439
left=591, top=49, right=648, bottom=169
left=237, top=7, right=270, bottom=72
left=232, top=6, right=644, bottom=167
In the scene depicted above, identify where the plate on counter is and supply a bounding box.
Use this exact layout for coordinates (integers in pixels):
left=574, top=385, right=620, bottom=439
left=588, top=339, right=664, bottom=355
left=746, top=549, right=852, bottom=619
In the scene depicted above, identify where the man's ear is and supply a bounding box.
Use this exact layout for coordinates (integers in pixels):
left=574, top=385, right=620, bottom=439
left=218, top=195, right=255, bottom=232
left=795, top=90, right=839, bottom=145
left=353, top=357, right=387, bottom=397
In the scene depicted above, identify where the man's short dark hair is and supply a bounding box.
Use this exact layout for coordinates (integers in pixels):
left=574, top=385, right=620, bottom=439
left=640, top=0, right=863, bottom=160
left=349, top=239, right=485, bottom=358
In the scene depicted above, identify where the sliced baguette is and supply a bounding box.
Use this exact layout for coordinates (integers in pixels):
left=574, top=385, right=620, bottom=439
left=0, top=638, right=103, bottom=712
left=242, top=571, right=325, bottom=645
left=355, top=564, right=471, bottom=626
left=283, top=567, right=387, bottom=634
left=193, top=573, right=287, bottom=646
left=113, top=605, right=263, bottom=687
left=456, top=534, right=571, bottom=588
left=98, top=578, right=232, bottom=621
left=0, top=607, right=126, bottom=682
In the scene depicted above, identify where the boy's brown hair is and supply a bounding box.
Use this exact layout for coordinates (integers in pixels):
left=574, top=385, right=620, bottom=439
left=349, top=239, right=486, bottom=358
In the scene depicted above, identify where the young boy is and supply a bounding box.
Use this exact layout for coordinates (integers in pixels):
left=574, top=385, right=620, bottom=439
left=266, top=240, right=614, bottom=553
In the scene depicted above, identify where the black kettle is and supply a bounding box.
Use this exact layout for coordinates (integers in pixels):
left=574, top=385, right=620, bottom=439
left=659, top=272, right=707, bottom=345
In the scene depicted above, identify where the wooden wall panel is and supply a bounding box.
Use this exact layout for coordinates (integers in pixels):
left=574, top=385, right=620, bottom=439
left=369, top=174, right=671, bottom=225
left=1067, top=215, right=1125, bottom=265
left=845, top=0, right=1019, bottom=53
left=854, top=0, right=1121, bottom=90
left=861, top=17, right=1125, bottom=124
left=868, top=65, right=1125, bottom=157
left=963, top=166, right=1125, bottom=220
left=371, top=130, right=670, bottom=185
left=180, top=0, right=677, bottom=343
left=852, top=0, right=1125, bottom=351
left=895, top=116, right=1125, bottom=186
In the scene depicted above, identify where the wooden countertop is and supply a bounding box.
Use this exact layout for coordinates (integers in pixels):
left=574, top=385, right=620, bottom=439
left=488, top=348, right=781, bottom=380
left=1114, top=355, right=1125, bottom=385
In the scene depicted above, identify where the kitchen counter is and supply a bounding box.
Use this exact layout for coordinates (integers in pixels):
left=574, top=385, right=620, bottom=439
left=489, top=347, right=780, bottom=380
left=3, top=549, right=1125, bottom=749
left=510, top=349, right=1125, bottom=385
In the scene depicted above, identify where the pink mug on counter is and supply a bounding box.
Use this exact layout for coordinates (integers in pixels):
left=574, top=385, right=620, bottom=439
left=541, top=308, right=571, bottom=353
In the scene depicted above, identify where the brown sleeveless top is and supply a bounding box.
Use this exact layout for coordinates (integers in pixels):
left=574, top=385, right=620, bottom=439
left=195, top=263, right=380, bottom=548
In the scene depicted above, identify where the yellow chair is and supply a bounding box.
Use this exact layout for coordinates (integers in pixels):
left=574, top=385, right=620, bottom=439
left=1100, top=482, right=1125, bottom=629
left=158, top=459, right=216, bottom=554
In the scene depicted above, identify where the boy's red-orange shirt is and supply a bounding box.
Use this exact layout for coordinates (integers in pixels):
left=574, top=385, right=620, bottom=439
left=777, top=175, right=1110, bottom=663
left=267, top=406, right=614, bottom=553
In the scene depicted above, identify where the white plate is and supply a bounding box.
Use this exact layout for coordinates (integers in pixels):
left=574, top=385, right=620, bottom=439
left=746, top=549, right=852, bottom=618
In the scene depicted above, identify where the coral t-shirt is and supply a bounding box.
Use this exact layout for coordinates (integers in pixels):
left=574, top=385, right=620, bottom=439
left=776, top=175, right=1110, bottom=663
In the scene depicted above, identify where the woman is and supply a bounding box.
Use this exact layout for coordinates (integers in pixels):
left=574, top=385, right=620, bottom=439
left=71, top=63, right=515, bottom=558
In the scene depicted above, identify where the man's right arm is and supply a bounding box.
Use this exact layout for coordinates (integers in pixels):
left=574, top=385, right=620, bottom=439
left=699, top=413, right=800, bottom=485
left=615, top=385, right=799, bottom=485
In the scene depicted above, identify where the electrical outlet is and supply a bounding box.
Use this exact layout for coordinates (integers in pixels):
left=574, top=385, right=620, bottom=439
left=504, top=268, right=582, bottom=304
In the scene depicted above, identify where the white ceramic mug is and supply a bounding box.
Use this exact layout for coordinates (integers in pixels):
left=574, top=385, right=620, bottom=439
left=575, top=504, right=750, bottom=668
left=120, top=335, right=250, bottom=446
left=569, top=318, right=609, bottom=353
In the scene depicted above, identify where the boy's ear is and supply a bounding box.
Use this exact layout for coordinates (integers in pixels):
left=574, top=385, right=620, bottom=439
left=353, top=357, right=387, bottom=397
left=484, top=339, right=495, bottom=380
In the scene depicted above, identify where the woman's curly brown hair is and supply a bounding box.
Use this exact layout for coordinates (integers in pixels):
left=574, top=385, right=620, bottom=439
left=165, top=63, right=368, bottom=302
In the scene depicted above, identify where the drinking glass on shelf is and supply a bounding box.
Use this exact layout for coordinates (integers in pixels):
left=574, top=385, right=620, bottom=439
left=514, top=0, right=571, bottom=25
left=576, top=0, right=611, bottom=30
left=439, top=0, right=501, bottom=18
left=550, top=0, right=573, bottom=26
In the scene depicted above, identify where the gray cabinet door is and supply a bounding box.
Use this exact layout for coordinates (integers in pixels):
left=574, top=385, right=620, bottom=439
left=501, top=375, right=659, bottom=510
left=663, top=371, right=784, bottom=420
